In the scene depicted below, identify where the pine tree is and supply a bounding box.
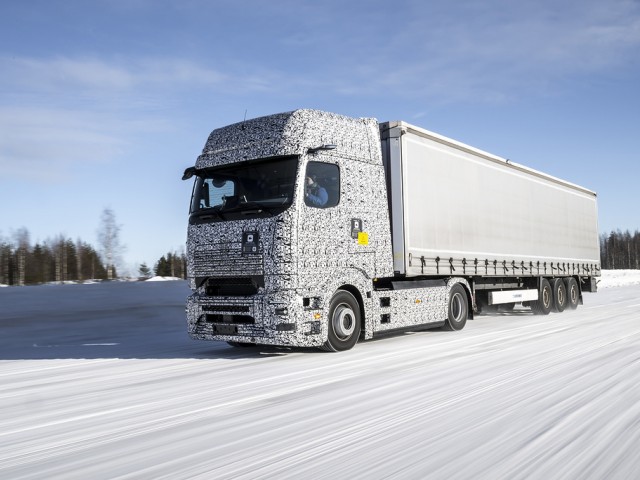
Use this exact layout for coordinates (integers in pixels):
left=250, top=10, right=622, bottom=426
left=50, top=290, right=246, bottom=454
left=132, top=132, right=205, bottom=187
left=0, top=236, right=12, bottom=285
left=139, top=263, right=152, bottom=277
left=155, top=256, right=171, bottom=276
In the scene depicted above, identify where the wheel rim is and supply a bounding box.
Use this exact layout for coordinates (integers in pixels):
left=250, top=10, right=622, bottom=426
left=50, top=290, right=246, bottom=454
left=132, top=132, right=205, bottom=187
left=332, top=304, right=356, bottom=340
left=557, top=286, right=565, bottom=306
left=542, top=287, right=551, bottom=308
left=451, top=292, right=465, bottom=322
left=570, top=284, right=578, bottom=304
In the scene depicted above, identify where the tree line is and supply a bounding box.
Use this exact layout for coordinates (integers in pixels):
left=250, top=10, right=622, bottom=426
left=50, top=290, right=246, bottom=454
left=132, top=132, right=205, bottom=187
left=0, top=229, right=109, bottom=286
left=1, top=206, right=186, bottom=286
left=600, top=229, right=640, bottom=270
left=145, top=251, right=187, bottom=279
left=0, top=229, right=187, bottom=286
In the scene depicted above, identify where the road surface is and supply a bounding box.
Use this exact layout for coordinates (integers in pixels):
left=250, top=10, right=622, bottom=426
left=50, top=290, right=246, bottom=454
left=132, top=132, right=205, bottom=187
left=1, top=280, right=639, bottom=479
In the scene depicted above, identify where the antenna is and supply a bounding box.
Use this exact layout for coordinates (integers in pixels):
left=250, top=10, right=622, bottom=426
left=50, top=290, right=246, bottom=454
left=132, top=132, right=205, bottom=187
left=241, top=109, right=247, bottom=130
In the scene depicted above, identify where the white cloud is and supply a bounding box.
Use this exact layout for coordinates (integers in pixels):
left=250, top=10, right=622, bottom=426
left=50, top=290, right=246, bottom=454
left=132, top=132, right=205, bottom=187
left=0, top=57, right=239, bottom=181
left=0, top=55, right=276, bottom=101
left=278, top=0, right=640, bottom=103
left=0, top=107, right=126, bottom=182
left=389, top=0, right=640, bottom=100
left=3, top=57, right=134, bottom=93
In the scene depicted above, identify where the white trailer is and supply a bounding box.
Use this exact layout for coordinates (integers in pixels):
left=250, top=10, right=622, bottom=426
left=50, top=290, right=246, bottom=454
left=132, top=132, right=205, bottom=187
left=381, top=121, right=599, bottom=310
left=183, top=110, right=600, bottom=351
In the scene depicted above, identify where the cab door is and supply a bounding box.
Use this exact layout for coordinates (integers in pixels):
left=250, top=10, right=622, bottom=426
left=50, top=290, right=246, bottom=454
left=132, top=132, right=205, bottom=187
left=297, top=158, right=349, bottom=291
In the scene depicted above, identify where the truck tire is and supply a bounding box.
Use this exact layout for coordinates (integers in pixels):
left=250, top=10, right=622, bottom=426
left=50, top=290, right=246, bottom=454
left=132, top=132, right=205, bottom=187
left=443, top=284, right=468, bottom=331
left=564, top=277, right=579, bottom=310
left=322, top=290, right=361, bottom=352
left=530, top=278, right=552, bottom=315
left=550, top=278, right=567, bottom=312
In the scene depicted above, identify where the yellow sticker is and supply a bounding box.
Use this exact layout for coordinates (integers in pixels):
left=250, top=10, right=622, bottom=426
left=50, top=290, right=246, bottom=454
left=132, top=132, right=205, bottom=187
left=357, top=232, right=369, bottom=245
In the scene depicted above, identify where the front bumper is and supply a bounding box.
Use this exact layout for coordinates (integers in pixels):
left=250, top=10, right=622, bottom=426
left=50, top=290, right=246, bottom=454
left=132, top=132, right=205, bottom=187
left=186, top=290, right=325, bottom=348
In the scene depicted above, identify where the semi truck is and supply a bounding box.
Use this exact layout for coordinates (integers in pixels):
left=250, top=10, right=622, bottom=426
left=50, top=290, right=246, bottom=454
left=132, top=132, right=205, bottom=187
left=182, top=109, right=600, bottom=351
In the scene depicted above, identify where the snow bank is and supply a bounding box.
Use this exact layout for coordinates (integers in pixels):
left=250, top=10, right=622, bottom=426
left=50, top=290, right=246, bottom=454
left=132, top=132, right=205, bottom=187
left=599, top=269, right=640, bottom=288
left=145, top=276, right=183, bottom=282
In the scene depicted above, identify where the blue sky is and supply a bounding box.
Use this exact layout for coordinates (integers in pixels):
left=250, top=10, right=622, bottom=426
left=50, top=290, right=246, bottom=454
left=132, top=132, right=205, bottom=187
left=1, top=0, right=639, bottom=273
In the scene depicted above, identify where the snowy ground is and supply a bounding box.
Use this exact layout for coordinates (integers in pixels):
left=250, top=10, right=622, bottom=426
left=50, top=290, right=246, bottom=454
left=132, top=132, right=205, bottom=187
left=598, top=269, right=640, bottom=288
left=1, top=274, right=639, bottom=479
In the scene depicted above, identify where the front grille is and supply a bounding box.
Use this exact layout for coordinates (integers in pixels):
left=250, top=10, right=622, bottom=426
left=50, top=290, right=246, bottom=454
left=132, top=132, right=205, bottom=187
left=205, top=314, right=255, bottom=324
left=202, top=305, right=250, bottom=313
left=205, top=276, right=263, bottom=296
left=193, top=244, right=263, bottom=276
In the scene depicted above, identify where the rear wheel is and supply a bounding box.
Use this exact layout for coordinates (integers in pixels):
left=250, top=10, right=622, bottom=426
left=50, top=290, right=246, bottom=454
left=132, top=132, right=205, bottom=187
left=322, top=290, right=361, bottom=352
left=564, top=277, right=580, bottom=309
left=530, top=278, right=552, bottom=315
left=443, top=284, right=468, bottom=331
left=550, top=278, right=567, bottom=312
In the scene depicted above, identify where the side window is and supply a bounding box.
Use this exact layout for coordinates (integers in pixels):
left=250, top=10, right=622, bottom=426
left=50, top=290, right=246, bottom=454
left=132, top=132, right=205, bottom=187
left=304, top=162, right=340, bottom=208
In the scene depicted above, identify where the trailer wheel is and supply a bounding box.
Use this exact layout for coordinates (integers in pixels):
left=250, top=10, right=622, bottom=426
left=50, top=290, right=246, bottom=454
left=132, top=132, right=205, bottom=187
left=550, top=278, right=567, bottom=312
left=322, top=290, right=361, bottom=352
left=443, top=284, right=468, bottom=331
left=564, top=277, right=579, bottom=310
left=530, top=278, right=552, bottom=315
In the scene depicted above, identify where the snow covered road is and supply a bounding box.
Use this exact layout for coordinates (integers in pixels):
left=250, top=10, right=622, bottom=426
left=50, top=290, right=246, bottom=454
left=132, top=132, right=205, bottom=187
left=1, top=280, right=639, bottom=479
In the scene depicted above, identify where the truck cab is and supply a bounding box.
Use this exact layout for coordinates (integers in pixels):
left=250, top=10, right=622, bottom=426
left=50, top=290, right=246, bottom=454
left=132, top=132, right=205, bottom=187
left=183, top=110, right=394, bottom=350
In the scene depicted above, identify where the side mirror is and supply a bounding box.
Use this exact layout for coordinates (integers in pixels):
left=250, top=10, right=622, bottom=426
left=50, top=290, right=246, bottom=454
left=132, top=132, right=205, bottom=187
left=182, top=167, right=197, bottom=180
left=307, top=144, right=337, bottom=154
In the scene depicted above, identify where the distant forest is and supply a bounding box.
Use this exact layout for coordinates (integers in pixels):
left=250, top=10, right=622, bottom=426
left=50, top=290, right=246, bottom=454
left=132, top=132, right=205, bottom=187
left=0, top=228, right=637, bottom=286
left=0, top=228, right=186, bottom=286
left=600, top=229, right=640, bottom=270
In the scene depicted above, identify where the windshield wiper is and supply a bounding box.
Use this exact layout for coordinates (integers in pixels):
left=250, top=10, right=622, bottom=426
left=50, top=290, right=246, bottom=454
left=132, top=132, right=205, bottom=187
left=232, top=200, right=275, bottom=217
left=240, top=208, right=275, bottom=217
left=193, top=206, right=225, bottom=221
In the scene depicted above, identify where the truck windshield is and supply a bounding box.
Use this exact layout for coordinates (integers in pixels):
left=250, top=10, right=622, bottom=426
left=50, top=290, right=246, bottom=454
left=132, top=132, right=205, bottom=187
left=189, top=156, right=298, bottom=223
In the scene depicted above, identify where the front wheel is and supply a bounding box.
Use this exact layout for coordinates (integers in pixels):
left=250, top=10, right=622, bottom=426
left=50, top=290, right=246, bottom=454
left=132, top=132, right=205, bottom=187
left=443, top=284, right=468, bottom=331
left=322, top=291, right=361, bottom=352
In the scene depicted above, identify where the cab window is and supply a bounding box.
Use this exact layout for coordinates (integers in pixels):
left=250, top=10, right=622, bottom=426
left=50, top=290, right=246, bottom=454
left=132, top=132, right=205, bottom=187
left=304, top=162, right=339, bottom=208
